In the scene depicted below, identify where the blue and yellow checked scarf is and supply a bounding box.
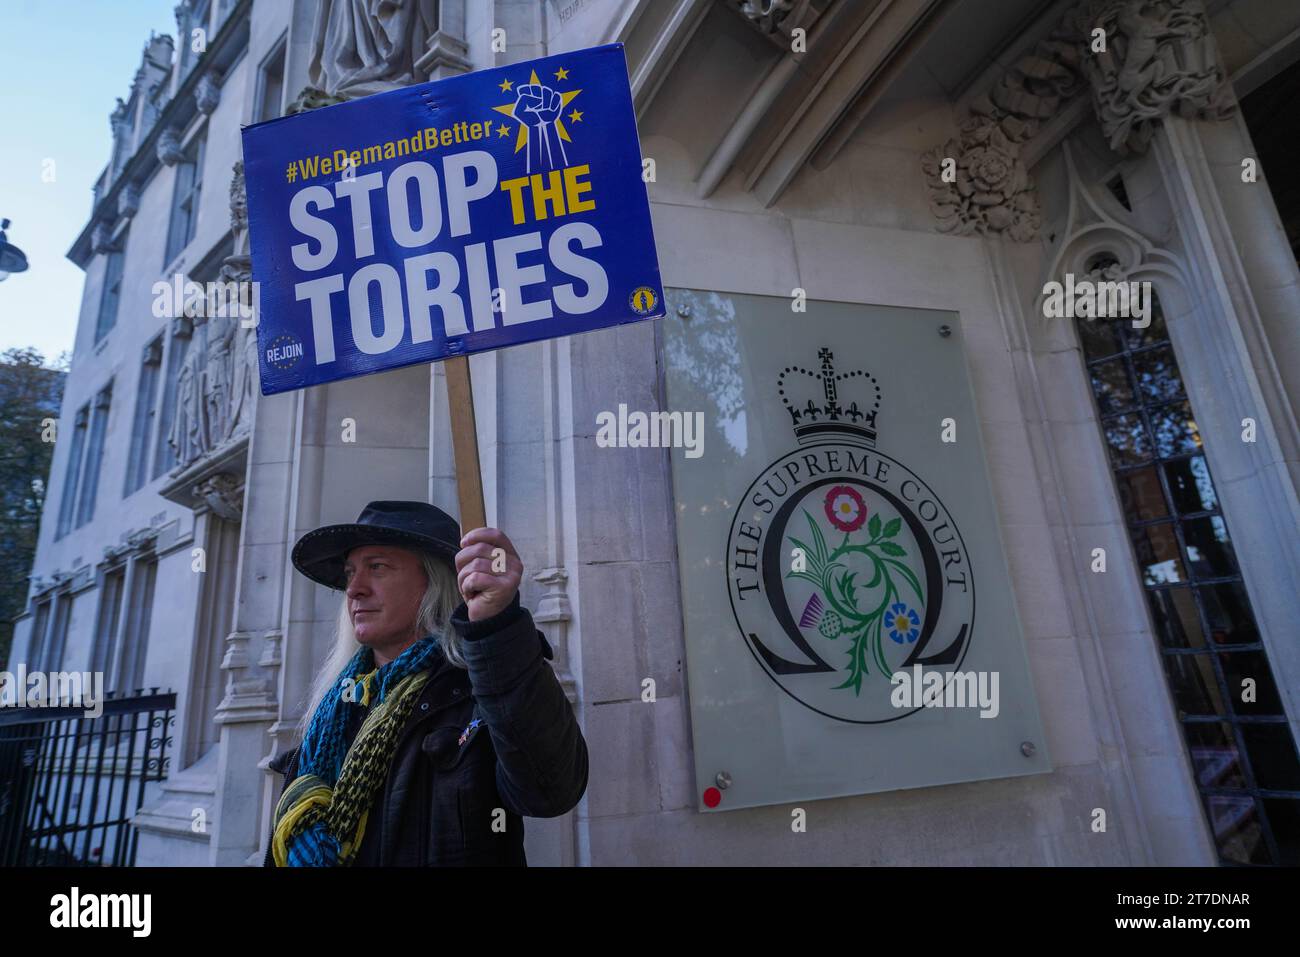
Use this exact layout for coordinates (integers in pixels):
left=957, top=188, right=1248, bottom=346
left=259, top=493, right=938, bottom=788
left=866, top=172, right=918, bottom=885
left=272, top=634, right=443, bottom=866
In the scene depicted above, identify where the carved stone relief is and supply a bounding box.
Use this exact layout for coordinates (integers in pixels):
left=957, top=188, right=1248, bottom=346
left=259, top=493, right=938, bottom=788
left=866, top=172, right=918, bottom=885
left=1073, top=0, right=1233, bottom=155
left=920, top=0, right=1233, bottom=241
left=157, top=127, right=185, bottom=166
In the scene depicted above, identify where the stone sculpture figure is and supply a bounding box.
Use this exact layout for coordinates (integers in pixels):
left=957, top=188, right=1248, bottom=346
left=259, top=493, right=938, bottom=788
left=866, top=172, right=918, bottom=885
left=1081, top=0, right=1231, bottom=155
left=204, top=313, right=234, bottom=446
left=306, top=0, right=440, bottom=98
left=170, top=344, right=199, bottom=466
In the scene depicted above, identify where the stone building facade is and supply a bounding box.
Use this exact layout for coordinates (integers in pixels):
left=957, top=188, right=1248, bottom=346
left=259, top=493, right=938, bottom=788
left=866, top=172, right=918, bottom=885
left=11, top=0, right=1300, bottom=865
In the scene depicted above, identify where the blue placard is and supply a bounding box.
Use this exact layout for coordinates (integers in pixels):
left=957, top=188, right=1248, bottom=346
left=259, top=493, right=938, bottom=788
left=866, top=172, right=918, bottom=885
left=241, top=43, right=663, bottom=396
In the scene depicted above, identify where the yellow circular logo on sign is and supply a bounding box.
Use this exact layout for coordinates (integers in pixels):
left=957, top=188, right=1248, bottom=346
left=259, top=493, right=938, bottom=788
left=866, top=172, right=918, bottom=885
left=629, top=286, right=659, bottom=315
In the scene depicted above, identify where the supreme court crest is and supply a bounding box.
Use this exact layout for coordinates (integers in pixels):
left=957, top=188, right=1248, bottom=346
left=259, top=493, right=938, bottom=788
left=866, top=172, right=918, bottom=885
left=726, top=348, right=975, bottom=724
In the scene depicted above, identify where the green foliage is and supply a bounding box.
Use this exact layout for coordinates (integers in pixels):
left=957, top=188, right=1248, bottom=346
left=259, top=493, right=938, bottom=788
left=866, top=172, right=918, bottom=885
left=0, top=348, right=66, bottom=668
left=784, top=500, right=925, bottom=696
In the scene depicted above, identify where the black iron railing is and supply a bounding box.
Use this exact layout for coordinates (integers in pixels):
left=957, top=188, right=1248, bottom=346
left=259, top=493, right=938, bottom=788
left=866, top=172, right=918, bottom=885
left=0, top=689, right=175, bottom=867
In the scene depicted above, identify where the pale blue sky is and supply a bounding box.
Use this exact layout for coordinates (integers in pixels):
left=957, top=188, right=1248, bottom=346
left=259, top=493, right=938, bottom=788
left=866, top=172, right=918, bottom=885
left=0, top=0, right=180, bottom=361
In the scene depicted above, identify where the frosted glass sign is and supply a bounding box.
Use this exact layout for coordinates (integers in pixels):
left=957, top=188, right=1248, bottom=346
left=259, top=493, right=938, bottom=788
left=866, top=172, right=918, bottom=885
left=663, top=289, right=1051, bottom=812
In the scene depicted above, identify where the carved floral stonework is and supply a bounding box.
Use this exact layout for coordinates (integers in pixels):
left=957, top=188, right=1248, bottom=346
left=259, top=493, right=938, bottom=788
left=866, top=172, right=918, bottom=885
left=921, top=0, right=1232, bottom=241
left=920, top=5, right=1087, bottom=243
left=921, top=118, right=1042, bottom=243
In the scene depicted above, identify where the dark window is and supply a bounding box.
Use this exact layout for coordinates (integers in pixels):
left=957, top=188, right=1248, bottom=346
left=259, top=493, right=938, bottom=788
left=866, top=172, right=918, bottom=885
left=1078, top=292, right=1300, bottom=866
left=256, top=41, right=286, bottom=123
left=95, top=241, right=126, bottom=343
left=42, top=593, right=72, bottom=674
left=55, top=405, right=90, bottom=539
left=25, top=599, right=52, bottom=673
left=164, top=132, right=205, bottom=267
left=75, top=384, right=112, bottom=528
left=114, top=560, right=157, bottom=694
left=125, top=337, right=163, bottom=495
left=91, top=567, right=126, bottom=682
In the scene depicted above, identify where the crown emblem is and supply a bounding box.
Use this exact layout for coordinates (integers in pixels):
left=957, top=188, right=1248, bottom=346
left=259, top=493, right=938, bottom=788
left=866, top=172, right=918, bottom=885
left=778, top=348, right=880, bottom=445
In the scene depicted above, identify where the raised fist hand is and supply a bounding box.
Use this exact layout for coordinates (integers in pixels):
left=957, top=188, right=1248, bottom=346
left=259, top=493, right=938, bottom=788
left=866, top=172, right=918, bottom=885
left=455, top=527, right=524, bottom=622
left=513, top=83, right=562, bottom=127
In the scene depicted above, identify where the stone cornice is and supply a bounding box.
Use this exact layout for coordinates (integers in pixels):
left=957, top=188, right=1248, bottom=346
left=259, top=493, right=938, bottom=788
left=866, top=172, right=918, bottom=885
left=67, top=0, right=252, bottom=270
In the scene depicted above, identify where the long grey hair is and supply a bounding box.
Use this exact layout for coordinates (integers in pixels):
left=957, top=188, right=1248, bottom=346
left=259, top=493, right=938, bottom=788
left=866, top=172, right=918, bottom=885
left=296, top=549, right=464, bottom=740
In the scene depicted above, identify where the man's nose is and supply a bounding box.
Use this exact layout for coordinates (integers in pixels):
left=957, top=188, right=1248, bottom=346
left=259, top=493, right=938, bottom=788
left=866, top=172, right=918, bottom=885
left=346, top=571, right=370, bottom=598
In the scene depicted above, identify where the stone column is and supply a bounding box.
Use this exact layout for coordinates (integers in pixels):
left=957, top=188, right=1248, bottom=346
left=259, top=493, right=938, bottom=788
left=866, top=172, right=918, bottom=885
left=1125, top=113, right=1300, bottom=745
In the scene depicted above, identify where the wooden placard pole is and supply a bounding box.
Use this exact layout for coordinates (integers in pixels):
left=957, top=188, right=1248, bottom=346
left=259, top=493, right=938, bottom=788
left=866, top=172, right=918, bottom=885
left=444, top=354, right=486, bottom=533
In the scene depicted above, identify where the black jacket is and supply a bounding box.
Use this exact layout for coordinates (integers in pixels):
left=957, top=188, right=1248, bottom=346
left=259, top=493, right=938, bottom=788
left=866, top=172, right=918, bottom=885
left=263, top=592, right=587, bottom=866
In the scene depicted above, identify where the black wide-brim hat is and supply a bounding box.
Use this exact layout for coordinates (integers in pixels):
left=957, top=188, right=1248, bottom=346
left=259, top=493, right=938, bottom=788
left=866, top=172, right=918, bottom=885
left=292, top=500, right=462, bottom=590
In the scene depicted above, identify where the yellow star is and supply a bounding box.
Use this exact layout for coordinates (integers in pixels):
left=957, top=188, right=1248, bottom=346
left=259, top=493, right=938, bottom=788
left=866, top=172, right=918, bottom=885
left=498, top=78, right=513, bottom=93
left=568, top=109, right=583, bottom=123
left=497, top=123, right=510, bottom=137
left=554, top=66, right=570, bottom=81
